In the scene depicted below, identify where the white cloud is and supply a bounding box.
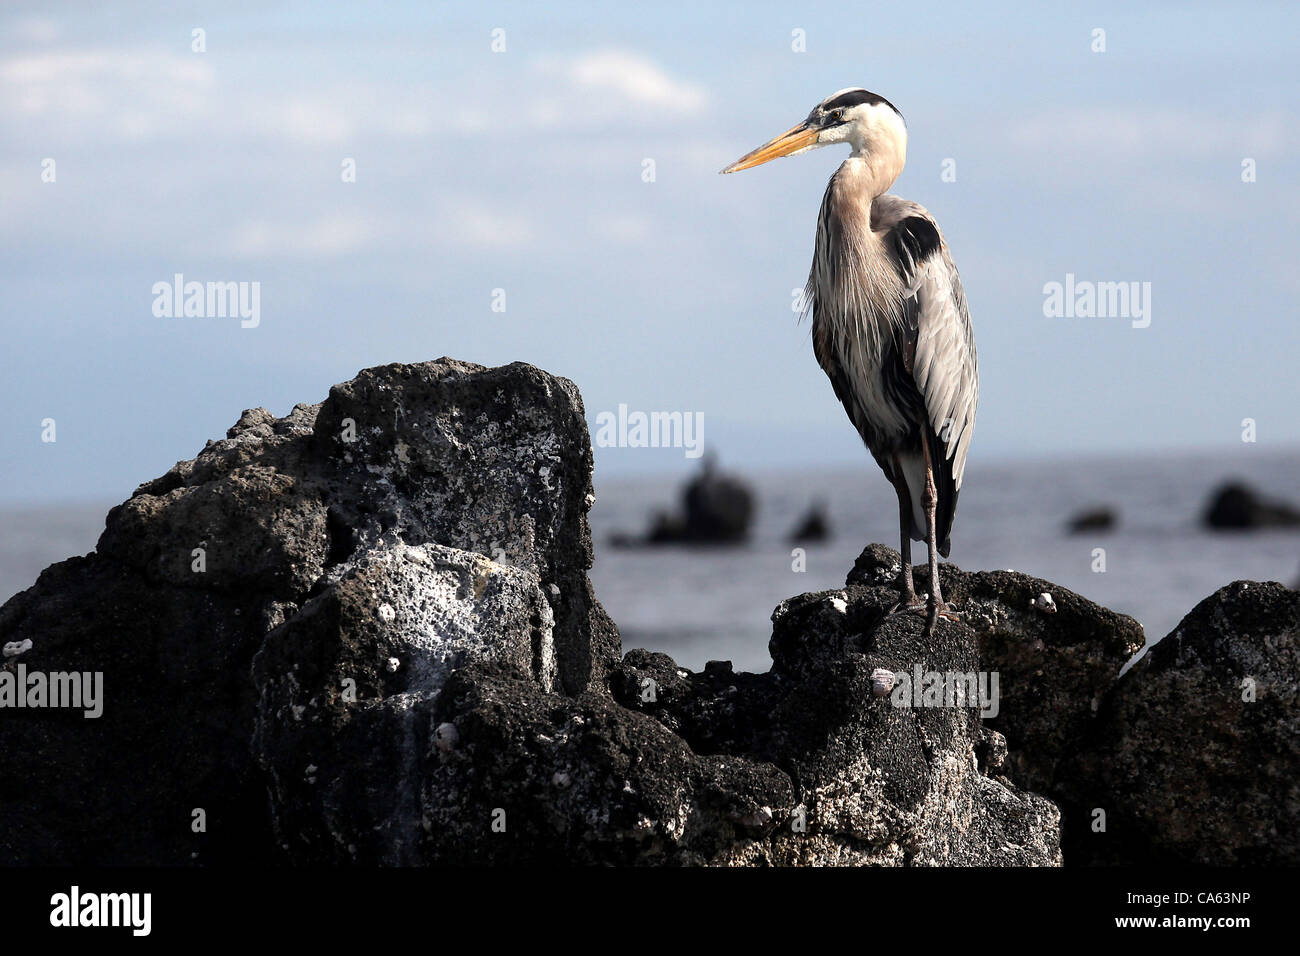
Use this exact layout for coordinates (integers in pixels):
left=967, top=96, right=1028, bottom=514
left=0, top=44, right=708, bottom=149
left=560, top=50, right=707, bottom=113
left=0, top=51, right=214, bottom=123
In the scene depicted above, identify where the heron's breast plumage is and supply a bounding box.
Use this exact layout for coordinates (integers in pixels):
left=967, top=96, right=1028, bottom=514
left=809, top=164, right=919, bottom=451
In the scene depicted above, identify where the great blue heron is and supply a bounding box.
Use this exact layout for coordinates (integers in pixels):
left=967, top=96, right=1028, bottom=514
left=722, top=88, right=978, bottom=632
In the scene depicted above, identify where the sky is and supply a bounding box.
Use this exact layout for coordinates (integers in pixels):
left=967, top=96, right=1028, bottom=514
left=2, top=1, right=1298, bottom=504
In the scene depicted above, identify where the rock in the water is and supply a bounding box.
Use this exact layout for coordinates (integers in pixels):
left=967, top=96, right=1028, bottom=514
left=1065, top=507, right=1116, bottom=534
left=788, top=499, right=832, bottom=543
left=1202, top=481, right=1300, bottom=529
left=629, top=455, right=756, bottom=546
left=681, top=457, right=755, bottom=543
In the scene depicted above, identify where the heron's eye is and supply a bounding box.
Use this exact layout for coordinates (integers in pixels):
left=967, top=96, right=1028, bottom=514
left=830, top=109, right=846, bottom=123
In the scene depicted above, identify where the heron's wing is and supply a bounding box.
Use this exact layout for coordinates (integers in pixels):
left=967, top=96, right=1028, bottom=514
left=890, top=215, right=978, bottom=553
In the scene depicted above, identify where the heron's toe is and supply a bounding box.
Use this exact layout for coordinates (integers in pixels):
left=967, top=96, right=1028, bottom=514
left=886, top=598, right=927, bottom=617
left=927, top=600, right=962, bottom=623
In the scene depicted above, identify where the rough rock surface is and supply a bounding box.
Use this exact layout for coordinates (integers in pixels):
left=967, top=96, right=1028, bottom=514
left=257, top=557, right=1062, bottom=865
left=0, top=359, right=615, bottom=864
left=845, top=545, right=1300, bottom=866
left=848, top=545, right=1145, bottom=799
left=1, top=357, right=1295, bottom=867
left=1069, top=581, right=1300, bottom=865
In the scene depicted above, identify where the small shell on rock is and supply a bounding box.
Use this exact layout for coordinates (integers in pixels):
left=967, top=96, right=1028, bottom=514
left=386, top=657, right=400, bottom=672
left=434, top=722, right=459, bottom=753
left=3, top=639, right=33, bottom=659
left=1031, top=592, right=1057, bottom=614
left=377, top=603, right=396, bottom=623
left=870, top=668, right=896, bottom=697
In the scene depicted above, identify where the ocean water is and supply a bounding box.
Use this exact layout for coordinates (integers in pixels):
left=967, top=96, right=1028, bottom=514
left=587, top=448, right=1300, bottom=672
left=2, top=449, right=1297, bottom=675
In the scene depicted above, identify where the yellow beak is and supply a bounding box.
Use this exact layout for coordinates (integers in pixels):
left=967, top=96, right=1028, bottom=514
left=720, top=122, right=820, bottom=174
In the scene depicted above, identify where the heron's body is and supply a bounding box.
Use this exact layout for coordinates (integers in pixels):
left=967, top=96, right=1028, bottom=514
left=723, top=88, right=978, bottom=629
left=812, top=178, right=976, bottom=557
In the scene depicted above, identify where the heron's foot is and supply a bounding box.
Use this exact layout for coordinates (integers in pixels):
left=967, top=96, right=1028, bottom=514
left=924, top=598, right=961, bottom=633
left=887, top=596, right=927, bottom=617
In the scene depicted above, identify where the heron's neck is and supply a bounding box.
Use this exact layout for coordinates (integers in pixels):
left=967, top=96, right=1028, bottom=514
left=849, top=145, right=905, bottom=200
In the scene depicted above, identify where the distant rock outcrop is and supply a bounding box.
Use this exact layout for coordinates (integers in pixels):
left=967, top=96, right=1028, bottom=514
left=1, top=359, right=1296, bottom=867
left=618, top=455, right=756, bottom=547
left=787, top=500, right=832, bottom=543
left=1065, top=507, right=1117, bottom=534
left=1203, top=481, right=1300, bottom=530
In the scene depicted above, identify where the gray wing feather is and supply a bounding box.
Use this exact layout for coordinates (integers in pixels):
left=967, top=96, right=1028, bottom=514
left=908, top=246, right=978, bottom=490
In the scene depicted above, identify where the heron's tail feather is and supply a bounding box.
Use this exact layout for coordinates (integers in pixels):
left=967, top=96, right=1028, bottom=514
left=925, top=424, right=959, bottom=558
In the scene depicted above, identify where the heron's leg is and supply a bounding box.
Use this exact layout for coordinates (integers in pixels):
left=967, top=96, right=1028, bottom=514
left=887, top=456, right=922, bottom=614
left=920, top=439, right=959, bottom=632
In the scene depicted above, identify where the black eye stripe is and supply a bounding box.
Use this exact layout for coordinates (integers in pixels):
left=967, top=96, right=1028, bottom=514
left=820, top=88, right=903, bottom=120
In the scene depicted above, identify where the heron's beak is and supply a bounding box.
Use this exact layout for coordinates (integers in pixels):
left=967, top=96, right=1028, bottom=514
left=720, top=121, right=819, bottom=173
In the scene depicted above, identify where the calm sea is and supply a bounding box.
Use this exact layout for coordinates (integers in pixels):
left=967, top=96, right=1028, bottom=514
left=2, top=448, right=1297, bottom=674
left=587, top=448, right=1300, bottom=672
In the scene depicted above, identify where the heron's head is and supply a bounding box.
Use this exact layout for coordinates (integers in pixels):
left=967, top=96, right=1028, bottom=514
left=720, top=88, right=907, bottom=176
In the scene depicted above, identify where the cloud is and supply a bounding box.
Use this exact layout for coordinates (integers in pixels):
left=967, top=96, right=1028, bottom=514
left=0, top=39, right=707, bottom=267
left=0, top=43, right=708, bottom=149
left=560, top=50, right=707, bottom=113
left=0, top=51, right=214, bottom=125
